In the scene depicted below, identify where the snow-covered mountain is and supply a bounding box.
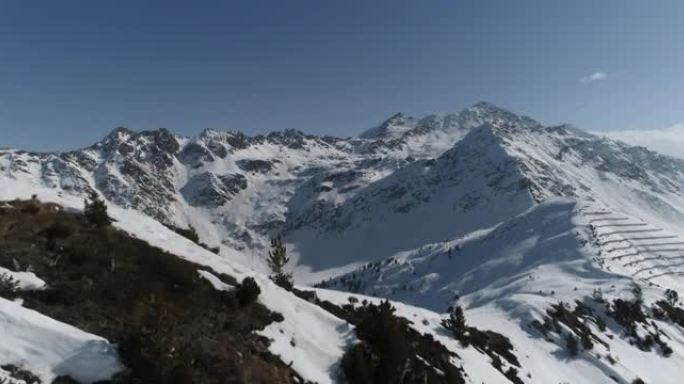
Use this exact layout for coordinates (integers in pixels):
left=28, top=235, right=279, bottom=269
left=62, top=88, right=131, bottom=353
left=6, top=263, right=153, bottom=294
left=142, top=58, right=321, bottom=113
left=4, top=102, right=684, bottom=383
left=3, top=102, right=683, bottom=278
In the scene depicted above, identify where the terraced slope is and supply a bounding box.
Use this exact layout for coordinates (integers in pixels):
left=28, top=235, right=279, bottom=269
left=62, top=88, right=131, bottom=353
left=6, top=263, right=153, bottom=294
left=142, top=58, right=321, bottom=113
left=583, top=205, right=684, bottom=289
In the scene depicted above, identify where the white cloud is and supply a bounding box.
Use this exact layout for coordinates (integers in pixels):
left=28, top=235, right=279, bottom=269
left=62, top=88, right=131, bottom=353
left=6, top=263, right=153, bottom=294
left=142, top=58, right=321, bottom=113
left=579, top=71, right=608, bottom=84
left=596, top=124, right=684, bottom=159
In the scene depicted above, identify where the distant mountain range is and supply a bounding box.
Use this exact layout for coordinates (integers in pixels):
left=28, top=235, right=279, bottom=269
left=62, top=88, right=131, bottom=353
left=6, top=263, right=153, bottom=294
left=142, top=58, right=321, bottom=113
left=3, top=102, right=684, bottom=383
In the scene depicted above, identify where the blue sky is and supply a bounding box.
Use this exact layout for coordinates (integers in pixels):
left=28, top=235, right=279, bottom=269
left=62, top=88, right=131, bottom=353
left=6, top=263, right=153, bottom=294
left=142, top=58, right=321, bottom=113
left=2, top=1, right=684, bottom=152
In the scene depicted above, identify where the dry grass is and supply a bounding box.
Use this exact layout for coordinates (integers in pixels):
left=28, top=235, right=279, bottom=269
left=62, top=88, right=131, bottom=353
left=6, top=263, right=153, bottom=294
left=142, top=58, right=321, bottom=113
left=0, top=199, right=298, bottom=384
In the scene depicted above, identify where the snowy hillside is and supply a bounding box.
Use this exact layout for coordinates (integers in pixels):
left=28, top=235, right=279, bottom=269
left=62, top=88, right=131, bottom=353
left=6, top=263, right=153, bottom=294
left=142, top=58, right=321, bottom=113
left=0, top=190, right=360, bottom=384
left=0, top=194, right=556, bottom=384
left=316, top=197, right=684, bottom=383
left=3, top=102, right=684, bottom=383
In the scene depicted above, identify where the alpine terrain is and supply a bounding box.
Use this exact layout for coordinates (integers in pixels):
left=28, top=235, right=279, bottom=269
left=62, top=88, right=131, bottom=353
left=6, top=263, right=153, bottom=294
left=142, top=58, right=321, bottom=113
left=3, top=102, right=684, bottom=383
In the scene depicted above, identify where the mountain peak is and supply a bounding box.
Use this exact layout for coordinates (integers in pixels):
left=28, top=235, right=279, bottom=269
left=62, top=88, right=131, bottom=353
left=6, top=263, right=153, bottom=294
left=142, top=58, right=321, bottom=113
left=359, top=112, right=418, bottom=139
left=199, top=128, right=244, bottom=139
left=458, top=102, right=542, bottom=130
left=359, top=102, right=543, bottom=141
left=103, top=126, right=135, bottom=141
left=468, top=100, right=504, bottom=111
left=463, top=101, right=527, bottom=116
left=102, top=126, right=177, bottom=143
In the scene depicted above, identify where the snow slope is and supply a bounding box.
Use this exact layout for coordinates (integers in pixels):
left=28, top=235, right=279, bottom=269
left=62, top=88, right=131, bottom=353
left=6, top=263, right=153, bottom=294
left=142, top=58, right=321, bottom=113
left=0, top=298, right=121, bottom=383
left=315, top=199, right=684, bottom=383
left=0, top=266, right=46, bottom=291
left=3, top=102, right=684, bottom=383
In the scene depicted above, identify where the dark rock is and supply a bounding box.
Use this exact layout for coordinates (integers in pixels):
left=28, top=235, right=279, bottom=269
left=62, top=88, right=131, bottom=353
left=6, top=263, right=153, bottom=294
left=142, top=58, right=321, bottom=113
left=181, top=172, right=247, bottom=207
left=236, top=159, right=274, bottom=174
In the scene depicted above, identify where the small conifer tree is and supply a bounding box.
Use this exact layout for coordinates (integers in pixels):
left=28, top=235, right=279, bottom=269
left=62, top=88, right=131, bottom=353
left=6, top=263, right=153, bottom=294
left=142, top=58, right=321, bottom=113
left=0, top=272, right=20, bottom=299
left=566, top=333, right=579, bottom=356
left=186, top=224, right=200, bottom=244
left=236, top=277, right=261, bottom=306
left=442, top=305, right=468, bottom=343
left=267, top=236, right=293, bottom=289
left=632, top=284, right=643, bottom=304
left=84, top=191, right=111, bottom=228
left=666, top=289, right=679, bottom=306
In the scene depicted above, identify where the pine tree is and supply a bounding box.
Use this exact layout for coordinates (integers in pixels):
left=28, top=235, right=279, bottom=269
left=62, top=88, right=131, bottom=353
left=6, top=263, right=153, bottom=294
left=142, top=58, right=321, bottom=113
left=632, top=284, right=643, bottom=304
left=0, top=272, right=19, bottom=299
left=84, top=190, right=112, bottom=228
left=566, top=333, right=579, bottom=356
left=442, top=305, right=467, bottom=343
left=186, top=224, right=200, bottom=244
left=236, top=277, right=261, bottom=306
left=267, top=236, right=293, bottom=289
left=666, top=289, right=679, bottom=306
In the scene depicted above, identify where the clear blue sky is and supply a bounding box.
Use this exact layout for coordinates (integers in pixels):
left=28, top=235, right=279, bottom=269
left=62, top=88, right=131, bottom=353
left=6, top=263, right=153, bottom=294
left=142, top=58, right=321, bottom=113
left=2, top=0, right=684, bottom=151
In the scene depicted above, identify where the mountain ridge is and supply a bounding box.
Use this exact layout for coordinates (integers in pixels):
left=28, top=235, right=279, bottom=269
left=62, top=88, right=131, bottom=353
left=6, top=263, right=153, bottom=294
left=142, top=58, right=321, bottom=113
left=4, top=103, right=684, bottom=383
left=2, top=102, right=684, bottom=277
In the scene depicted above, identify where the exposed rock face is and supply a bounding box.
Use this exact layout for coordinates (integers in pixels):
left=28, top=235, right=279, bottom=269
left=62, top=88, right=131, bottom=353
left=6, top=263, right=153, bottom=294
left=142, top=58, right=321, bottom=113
left=266, top=129, right=309, bottom=149
left=178, top=142, right=214, bottom=167
left=236, top=159, right=275, bottom=174
left=181, top=172, right=247, bottom=207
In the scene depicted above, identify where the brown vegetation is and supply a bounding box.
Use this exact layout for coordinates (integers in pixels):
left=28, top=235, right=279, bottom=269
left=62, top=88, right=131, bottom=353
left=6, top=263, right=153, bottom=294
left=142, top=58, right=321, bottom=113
left=0, top=199, right=300, bottom=384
